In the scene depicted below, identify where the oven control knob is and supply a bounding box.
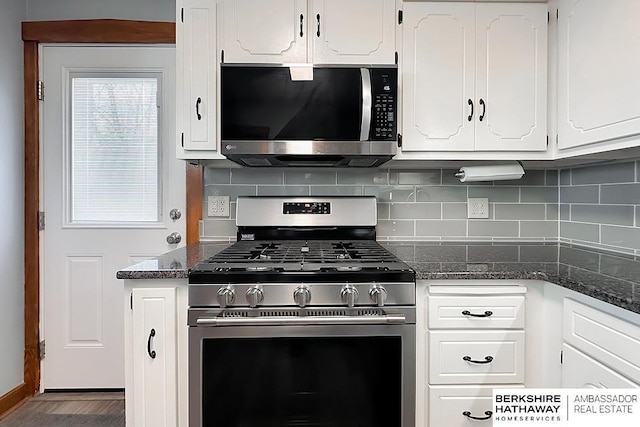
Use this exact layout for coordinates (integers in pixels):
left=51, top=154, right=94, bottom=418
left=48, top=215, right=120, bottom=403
left=246, top=286, right=264, bottom=308
left=369, top=285, right=388, bottom=307
left=293, top=285, right=311, bottom=308
left=216, top=285, right=235, bottom=308
left=340, top=285, right=359, bottom=307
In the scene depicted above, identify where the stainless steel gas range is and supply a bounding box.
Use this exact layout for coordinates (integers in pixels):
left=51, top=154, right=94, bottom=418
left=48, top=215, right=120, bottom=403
left=188, top=196, right=416, bottom=427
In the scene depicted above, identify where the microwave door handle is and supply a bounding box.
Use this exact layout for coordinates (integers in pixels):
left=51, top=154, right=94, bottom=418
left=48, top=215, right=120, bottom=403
left=360, top=68, right=372, bottom=141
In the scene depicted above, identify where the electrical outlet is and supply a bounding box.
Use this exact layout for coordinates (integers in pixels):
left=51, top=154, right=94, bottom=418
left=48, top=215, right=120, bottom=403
left=208, top=196, right=230, bottom=217
left=467, top=197, right=489, bottom=219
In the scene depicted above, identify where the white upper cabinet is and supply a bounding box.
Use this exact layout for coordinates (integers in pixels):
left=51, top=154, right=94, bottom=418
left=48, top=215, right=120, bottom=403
left=177, top=0, right=221, bottom=157
left=221, top=0, right=396, bottom=64
left=310, top=0, right=396, bottom=64
left=222, top=0, right=307, bottom=63
left=402, top=2, right=547, bottom=152
left=558, top=0, right=640, bottom=150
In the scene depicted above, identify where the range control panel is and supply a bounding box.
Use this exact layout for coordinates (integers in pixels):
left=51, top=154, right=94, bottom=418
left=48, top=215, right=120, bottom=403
left=370, top=68, right=398, bottom=141
left=283, top=202, right=331, bottom=215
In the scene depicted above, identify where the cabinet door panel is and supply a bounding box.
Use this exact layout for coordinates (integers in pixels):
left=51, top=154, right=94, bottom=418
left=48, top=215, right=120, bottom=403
left=402, top=3, right=475, bottom=152
left=475, top=3, right=547, bottom=151
left=311, top=0, right=396, bottom=64
left=558, top=0, right=640, bottom=149
left=178, top=0, right=218, bottom=152
left=562, top=344, right=639, bottom=389
left=132, top=288, right=177, bottom=427
left=222, top=0, right=307, bottom=63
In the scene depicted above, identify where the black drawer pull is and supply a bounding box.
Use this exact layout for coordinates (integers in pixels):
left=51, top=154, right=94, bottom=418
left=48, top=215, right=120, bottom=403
left=462, top=310, right=493, bottom=318
left=479, top=98, right=486, bottom=121
left=463, top=355, right=493, bottom=364
left=147, top=328, right=157, bottom=359
left=299, top=14, right=304, bottom=37
left=467, top=99, right=474, bottom=121
left=463, top=410, right=493, bottom=421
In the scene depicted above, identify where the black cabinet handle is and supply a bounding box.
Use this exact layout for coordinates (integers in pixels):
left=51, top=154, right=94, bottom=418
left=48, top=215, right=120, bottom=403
left=463, top=355, right=493, bottom=364
left=463, top=410, right=493, bottom=421
left=479, top=98, right=486, bottom=121
left=316, top=14, right=321, bottom=37
left=196, top=97, right=202, bottom=120
left=467, top=99, right=474, bottom=121
left=147, top=328, right=156, bottom=359
left=462, top=310, right=493, bottom=318
left=299, top=14, right=304, bottom=37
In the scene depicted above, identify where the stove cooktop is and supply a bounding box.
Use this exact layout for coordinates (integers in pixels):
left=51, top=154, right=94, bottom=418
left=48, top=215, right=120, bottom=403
left=189, top=240, right=415, bottom=284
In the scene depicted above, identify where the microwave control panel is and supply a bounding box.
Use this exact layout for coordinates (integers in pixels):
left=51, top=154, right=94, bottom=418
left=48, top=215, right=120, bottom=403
left=371, top=68, right=398, bottom=141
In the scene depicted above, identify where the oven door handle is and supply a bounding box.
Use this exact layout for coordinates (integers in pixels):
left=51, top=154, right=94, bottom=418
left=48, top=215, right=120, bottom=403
left=194, top=314, right=406, bottom=327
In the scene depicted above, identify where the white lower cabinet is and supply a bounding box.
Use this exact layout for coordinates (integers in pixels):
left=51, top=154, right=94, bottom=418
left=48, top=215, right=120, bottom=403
left=125, top=280, right=189, bottom=427
left=419, top=282, right=527, bottom=427
left=429, top=385, right=522, bottom=427
left=561, top=297, right=640, bottom=388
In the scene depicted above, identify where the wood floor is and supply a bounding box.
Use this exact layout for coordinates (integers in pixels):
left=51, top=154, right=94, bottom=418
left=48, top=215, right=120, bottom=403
left=0, top=392, right=124, bottom=427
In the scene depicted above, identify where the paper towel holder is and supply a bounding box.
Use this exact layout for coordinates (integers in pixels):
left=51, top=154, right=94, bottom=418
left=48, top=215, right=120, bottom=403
left=454, top=161, right=525, bottom=183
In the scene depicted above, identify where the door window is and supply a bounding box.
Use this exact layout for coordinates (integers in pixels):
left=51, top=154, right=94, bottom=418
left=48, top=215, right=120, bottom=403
left=69, top=75, right=161, bottom=224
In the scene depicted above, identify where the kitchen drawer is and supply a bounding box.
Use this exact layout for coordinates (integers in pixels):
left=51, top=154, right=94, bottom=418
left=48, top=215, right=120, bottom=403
left=428, top=385, right=523, bottom=427
left=563, top=298, right=640, bottom=384
left=561, top=343, right=640, bottom=389
left=429, top=330, right=525, bottom=384
left=428, top=294, right=525, bottom=329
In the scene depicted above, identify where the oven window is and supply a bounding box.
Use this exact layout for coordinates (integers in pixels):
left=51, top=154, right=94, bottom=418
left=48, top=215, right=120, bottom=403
left=202, top=336, right=401, bottom=427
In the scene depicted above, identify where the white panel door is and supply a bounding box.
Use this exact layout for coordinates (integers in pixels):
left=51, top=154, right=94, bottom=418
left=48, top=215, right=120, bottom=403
left=475, top=3, right=547, bottom=151
left=401, top=2, right=475, bottom=152
left=222, top=0, right=307, bottom=63
left=132, top=288, right=177, bottom=427
left=562, top=344, right=640, bottom=389
left=558, top=0, right=640, bottom=149
left=42, top=45, right=186, bottom=388
left=311, top=0, right=396, bottom=65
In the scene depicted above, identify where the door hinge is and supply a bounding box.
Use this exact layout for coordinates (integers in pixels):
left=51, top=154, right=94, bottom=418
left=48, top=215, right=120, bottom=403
left=38, top=211, right=45, bottom=231
left=181, top=133, right=184, bottom=147
left=37, top=80, right=44, bottom=101
left=557, top=9, right=559, bottom=20
left=395, top=51, right=398, bottom=65
left=547, top=11, right=550, bottom=22
left=398, top=10, right=403, bottom=25
left=556, top=134, right=559, bottom=145
left=397, top=134, right=402, bottom=148
left=221, top=49, right=225, bottom=64
left=130, top=292, right=133, bottom=310
left=39, top=340, right=46, bottom=360
left=547, top=135, right=549, bottom=146
left=560, top=350, right=563, bottom=364
left=181, top=8, right=184, bottom=23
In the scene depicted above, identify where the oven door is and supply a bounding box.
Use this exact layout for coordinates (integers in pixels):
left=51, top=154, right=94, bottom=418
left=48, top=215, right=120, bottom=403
left=189, top=310, right=415, bottom=427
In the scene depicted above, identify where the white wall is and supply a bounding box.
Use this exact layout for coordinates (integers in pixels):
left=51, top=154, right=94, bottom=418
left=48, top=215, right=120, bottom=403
left=26, top=0, right=175, bottom=21
left=0, top=0, right=26, bottom=397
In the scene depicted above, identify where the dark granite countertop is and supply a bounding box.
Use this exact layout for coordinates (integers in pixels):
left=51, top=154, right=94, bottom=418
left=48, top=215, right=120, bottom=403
left=117, top=240, right=640, bottom=315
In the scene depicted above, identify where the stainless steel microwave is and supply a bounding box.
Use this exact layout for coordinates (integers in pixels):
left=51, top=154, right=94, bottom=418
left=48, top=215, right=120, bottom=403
left=220, top=64, right=398, bottom=167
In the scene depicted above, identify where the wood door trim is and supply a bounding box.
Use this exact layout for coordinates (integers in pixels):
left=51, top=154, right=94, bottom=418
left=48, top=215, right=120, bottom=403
left=17, top=19, right=202, bottom=416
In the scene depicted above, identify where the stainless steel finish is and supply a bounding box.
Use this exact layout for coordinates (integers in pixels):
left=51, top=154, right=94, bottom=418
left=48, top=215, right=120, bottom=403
left=360, top=68, right=372, bottom=141
left=370, top=285, right=388, bottom=307
left=216, top=285, right=235, bottom=308
left=222, top=139, right=397, bottom=156
left=236, top=196, right=377, bottom=227
left=195, top=314, right=406, bottom=326
left=189, top=282, right=415, bottom=307
left=341, top=284, right=359, bottom=307
left=189, top=306, right=416, bottom=427
left=246, top=286, right=264, bottom=308
left=169, top=208, right=182, bottom=221
left=293, top=285, right=311, bottom=307
left=166, top=232, right=182, bottom=244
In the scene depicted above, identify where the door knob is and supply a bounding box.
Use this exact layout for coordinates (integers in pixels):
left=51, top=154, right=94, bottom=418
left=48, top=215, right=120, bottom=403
left=169, top=209, right=182, bottom=221
left=166, top=232, right=182, bottom=244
